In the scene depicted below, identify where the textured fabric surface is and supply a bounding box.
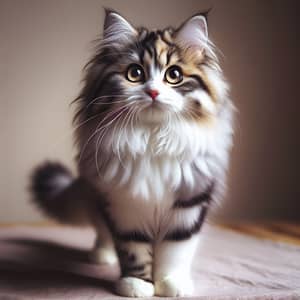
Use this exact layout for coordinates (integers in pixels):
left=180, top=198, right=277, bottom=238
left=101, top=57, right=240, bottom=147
left=0, top=224, right=299, bottom=299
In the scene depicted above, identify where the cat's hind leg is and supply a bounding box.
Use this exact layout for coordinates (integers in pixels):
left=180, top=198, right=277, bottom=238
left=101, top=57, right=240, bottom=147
left=90, top=218, right=118, bottom=265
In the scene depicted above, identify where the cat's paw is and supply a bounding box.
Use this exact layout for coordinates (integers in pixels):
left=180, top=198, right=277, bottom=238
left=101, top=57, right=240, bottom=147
left=155, top=275, right=194, bottom=297
left=115, top=277, right=155, bottom=297
left=89, top=247, right=118, bottom=265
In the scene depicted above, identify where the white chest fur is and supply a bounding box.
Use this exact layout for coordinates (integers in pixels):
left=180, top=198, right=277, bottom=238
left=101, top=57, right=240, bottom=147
left=98, top=109, right=232, bottom=197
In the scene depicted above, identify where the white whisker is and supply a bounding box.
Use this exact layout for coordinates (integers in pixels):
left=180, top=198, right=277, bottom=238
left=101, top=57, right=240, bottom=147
left=78, top=102, right=133, bottom=163
left=94, top=102, right=135, bottom=177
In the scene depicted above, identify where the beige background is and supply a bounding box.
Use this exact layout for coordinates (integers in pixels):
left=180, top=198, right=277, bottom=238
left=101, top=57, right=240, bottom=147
left=0, top=0, right=299, bottom=223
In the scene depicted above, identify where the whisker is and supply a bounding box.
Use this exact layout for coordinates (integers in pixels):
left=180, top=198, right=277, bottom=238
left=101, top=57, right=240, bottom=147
left=85, top=94, right=130, bottom=109
left=78, top=103, right=133, bottom=163
left=116, top=105, right=137, bottom=164
left=94, top=104, right=133, bottom=177
left=129, top=105, right=139, bottom=142
left=114, top=105, right=136, bottom=166
left=91, top=99, right=133, bottom=107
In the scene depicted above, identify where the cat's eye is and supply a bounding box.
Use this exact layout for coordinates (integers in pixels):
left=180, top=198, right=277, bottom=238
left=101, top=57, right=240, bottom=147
left=164, top=65, right=183, bottom=84
left=126, top=64, right=145, bottom=83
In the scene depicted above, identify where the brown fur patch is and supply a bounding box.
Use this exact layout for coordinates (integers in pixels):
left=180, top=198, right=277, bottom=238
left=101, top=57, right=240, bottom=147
left=184, top=97, right=216, bottom=126
left=177, top=49, right=218, bottom=102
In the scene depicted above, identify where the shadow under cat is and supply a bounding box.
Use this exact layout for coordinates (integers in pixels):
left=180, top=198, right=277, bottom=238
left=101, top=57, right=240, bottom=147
left=0, top=230, right=119, bottom=298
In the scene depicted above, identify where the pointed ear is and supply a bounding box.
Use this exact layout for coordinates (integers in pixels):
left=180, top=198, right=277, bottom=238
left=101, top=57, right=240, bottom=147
left=175, top=15, right=208, bottom=51
left=103, top=9, right=137, bottom=44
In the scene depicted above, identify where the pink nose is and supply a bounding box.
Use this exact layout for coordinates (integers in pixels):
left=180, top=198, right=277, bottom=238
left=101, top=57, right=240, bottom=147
left=146, top=89, right=159, bottom=100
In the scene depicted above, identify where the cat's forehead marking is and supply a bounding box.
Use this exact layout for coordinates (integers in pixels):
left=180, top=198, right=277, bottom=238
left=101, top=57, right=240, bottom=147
left=138, top=29, right=178, bottom=69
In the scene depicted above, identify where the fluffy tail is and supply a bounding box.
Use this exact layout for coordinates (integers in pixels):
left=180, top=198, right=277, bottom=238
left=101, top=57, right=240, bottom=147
left=30, top=161, right=100, bottom=225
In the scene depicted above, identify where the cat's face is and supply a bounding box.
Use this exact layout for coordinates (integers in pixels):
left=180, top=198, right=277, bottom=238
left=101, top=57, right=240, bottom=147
left=118, top=28, right=213, bottom=124
left=77, top=10, right=227, bottom=129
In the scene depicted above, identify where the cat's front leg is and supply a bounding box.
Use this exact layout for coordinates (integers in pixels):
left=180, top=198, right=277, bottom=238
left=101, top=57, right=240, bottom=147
left=114, top=234, right=154, bottom=297
left=154, top=235, right=199, bottom=296
left=154, top=201, right=209, bottom=296
left=154, top=182, right=214, bottom=296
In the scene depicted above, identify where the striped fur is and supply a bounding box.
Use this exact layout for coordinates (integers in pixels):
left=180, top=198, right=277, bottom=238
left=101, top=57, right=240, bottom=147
left=31, top=9, right=234, bottom=297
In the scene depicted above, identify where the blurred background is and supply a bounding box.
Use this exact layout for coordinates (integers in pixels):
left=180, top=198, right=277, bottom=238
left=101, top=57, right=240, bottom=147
left=0, top=0, right=299, bottom=223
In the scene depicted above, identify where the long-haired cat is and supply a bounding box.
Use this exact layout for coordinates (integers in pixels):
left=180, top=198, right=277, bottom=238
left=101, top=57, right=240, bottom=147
left=31, top=9, right=234, bottom=297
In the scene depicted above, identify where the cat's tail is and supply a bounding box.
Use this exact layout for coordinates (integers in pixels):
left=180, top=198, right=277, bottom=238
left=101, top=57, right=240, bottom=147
left=30, top=161, right=101, bottom=225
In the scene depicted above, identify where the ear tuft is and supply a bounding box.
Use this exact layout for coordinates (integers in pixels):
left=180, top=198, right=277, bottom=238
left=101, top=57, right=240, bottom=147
left=175, top=15, right=208, bottom=51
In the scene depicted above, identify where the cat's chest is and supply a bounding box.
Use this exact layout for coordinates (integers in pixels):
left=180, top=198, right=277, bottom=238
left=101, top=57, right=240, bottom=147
left=102, top=153, right=204, bottom=201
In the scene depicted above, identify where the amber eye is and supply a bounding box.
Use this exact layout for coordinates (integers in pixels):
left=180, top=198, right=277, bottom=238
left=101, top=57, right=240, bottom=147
left=126, top=64, right=145, bottom=83
left=165, top=65, right=183, bottom=84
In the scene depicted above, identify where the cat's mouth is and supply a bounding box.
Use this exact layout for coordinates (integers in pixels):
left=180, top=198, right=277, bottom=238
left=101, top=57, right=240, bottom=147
left=144, top=98, right=166, bottom=109
left=145, top=100, right=167, bottom=113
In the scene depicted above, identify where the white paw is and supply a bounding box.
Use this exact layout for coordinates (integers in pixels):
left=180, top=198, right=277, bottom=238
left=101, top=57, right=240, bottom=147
left=115, top=277, right=155, bottom=297
left=155, top=275, right=194, bottom=297
left=90, top=247, right=118, bottom=265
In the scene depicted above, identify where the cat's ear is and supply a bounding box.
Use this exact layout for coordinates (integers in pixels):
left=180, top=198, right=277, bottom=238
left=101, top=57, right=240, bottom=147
left=175, top=14, right=208, bottom=52
left=103, top=9, right=137, bottom=43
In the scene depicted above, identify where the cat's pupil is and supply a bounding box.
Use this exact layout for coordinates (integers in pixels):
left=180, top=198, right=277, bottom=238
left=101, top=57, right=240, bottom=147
left=132, top=68, right=141, bottom=78
left=170, top=69, right=180, bottom=79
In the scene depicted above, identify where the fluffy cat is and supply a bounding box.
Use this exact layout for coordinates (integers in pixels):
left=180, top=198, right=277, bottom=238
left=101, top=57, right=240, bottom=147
left=31, top=9, right=234, bottom=297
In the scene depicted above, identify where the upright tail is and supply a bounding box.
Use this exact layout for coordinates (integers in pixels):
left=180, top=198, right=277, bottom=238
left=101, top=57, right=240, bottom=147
left=30, top=161, right=100, bottom=225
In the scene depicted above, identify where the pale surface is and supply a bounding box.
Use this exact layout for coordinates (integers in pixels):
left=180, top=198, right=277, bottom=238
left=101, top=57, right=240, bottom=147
left=0, top=224, right=299, bottom=299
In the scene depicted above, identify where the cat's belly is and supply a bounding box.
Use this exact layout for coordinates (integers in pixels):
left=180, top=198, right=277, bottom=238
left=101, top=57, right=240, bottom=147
left=100, top=184, right=200, bottom=239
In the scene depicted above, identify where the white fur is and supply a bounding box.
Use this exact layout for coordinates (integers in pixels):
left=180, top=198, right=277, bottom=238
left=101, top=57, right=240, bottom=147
left=155, top=274, right=194, bottom=296
left=96, top=103, right=232, bottom=201
left=154, top=235, right=199, bottom=296
left=115, top=277, right=155, bottom=297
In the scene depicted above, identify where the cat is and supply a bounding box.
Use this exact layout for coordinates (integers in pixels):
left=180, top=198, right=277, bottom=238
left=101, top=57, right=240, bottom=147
left=31, top=9, right=234, bottom=297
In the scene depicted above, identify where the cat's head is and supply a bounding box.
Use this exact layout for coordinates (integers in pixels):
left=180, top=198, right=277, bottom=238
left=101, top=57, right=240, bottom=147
left=76, top=9, right=228, bottom=125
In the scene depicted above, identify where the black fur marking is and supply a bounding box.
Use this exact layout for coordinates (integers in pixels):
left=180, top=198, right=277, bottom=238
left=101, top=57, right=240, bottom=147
left=152, top=45, right=159, bottom=68
left=123, top=264, right=145, bottom=273
left=142, top=278, right=154, bottom=283
left=164, top=206, right=208, bottom=241
left=116, top=230, right=152, bottom=243
left=190, top=75, right=210, bottom=94
left=174, top=80, right=200, bottom=95
left=141, top=31, right=156, bottom=46
left=160, top=31, right=174, bottom=47
left=144, top=45, right=153, bottom=59
left=138, top=48, right=145, bottom=65
left=138, top=274, right=153, bottom=282
left=121, top=261, right=152, bottom=281
left=118, top=249, right=137, bottom=263
left=128, top=253, right=136, bottom=262
left=166, top=48, right=176, bottom=65
left=174, top=181, right=215, bottom=208
left=139, top=31, right=162, bottom=68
